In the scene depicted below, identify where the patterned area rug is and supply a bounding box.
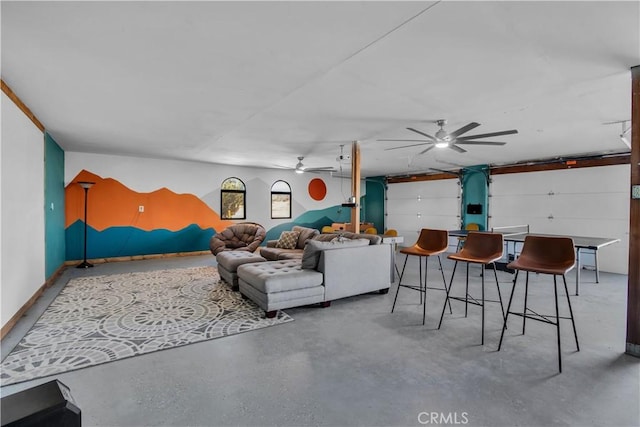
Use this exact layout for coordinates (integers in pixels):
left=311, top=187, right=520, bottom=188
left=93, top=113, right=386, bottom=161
left=1, top=266, right=292, bottom=386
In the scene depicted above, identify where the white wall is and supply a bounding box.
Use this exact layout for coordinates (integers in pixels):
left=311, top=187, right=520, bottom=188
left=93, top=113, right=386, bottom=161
left=490, top=165, right=630, bottom=274
left=387, top=179, right=461, bottom=247
left=1, top=92, right=45, bottom=328
left=65, top=152, right=351, bottom=233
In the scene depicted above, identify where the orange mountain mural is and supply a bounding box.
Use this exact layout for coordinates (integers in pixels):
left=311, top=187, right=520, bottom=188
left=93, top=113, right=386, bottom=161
left=66, top=170, right=232, bottom=232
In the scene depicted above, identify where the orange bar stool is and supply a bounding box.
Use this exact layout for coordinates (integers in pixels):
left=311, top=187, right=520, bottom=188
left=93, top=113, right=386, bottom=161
left=438, top=231, right=505, bottom=345
left=497, top=235, right=579, bottom=373
left=391, top=228, right=450, bottom=325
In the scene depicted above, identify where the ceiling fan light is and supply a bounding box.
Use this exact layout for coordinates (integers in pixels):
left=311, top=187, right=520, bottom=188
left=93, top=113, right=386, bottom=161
left=435, top=141, right=449, bottom=148
left=295, top=168, right=304, bottom=174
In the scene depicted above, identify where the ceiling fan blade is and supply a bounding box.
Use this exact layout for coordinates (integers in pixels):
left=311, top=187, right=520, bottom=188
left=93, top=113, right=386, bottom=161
left=377, top=139, right=432, bottom=142
left=306, top=169, right=338, bottom=174
left=418, top=145, right=435, bottom=155
left=457, top=129, right=518, bottom=140
left=455, top=141, right=507, bottom=146
left=406, top=127, right=437, bottom=141
left=449, top=144, right=467, bottom=153
left=384, top=142, right=433, bottom=151
left=448, top=122, right=480, bottom=138
left=305, top=167, right=337, bottom=172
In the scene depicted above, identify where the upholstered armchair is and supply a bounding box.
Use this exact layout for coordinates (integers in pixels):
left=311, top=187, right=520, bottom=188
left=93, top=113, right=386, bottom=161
left=209, top=222, right=267, bottom=256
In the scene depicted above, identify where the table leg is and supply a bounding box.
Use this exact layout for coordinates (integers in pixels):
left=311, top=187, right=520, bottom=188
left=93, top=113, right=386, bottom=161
left=390, top=243, right=396, bottom=283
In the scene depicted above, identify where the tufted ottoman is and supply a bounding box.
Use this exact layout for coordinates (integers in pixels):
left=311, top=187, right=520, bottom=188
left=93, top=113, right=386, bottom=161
left=237, top=260, right=326, bottom=318
left=216, top=251, right=267, bottom=291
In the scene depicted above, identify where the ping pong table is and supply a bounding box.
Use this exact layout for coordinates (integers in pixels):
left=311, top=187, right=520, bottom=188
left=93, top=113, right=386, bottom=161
left=448, top=225, right=620, bottom=295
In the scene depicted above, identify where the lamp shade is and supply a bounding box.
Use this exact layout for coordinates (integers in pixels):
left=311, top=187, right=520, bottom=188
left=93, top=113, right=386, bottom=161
left=77, top=181, right=95, bottom=189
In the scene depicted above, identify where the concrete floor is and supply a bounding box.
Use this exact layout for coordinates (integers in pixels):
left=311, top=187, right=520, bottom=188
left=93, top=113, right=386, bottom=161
left=1, top=254, right=639, bottom=427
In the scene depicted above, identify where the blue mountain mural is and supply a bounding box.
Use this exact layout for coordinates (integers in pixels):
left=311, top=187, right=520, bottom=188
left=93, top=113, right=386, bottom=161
left=66, top=220, right=215, bottom=260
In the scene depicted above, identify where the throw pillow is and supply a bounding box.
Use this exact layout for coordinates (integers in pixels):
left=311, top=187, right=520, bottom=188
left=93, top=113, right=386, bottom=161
left=301, top=239, right=332, bottom=269
left=275, top=230, right=300, bottom=249
left=293, top=226, right=320, bottom=249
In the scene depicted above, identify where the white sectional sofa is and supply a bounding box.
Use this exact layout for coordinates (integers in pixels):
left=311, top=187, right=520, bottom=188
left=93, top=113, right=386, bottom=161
left=237, top=233, right=391, bottom=317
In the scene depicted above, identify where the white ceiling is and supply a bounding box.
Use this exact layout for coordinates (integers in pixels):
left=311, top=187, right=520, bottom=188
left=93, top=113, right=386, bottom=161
left=2, top=1, right=638, bottom=177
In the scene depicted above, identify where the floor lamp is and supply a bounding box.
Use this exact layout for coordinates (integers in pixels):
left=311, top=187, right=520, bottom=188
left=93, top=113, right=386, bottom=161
left=76, top=181, right=95, bottom=268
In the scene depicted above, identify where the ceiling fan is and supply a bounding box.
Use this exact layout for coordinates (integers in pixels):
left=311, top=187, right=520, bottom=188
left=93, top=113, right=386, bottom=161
left=379, top=119, right=518, bottom=155
left=290, top=156, right=337, bottom=174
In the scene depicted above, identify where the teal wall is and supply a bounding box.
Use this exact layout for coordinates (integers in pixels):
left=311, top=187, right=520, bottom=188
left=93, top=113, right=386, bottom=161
left=263, top=205, right=352, bottom=242
left=461, top=165, right=489, bottom=230
left=364, top=177, right=386, bottom=233
left=44, top=133, right=65, bottom=277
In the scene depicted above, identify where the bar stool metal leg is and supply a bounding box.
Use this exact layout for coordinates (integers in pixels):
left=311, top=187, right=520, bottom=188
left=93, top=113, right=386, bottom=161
left=523, top=271, right=529, bottom=334
left=438, top=261, right=459, bottom=329
left=491, top=263, right=506, bottom=320
left=390, top=253, right=434, bottom=325
left=423, top=257, right=428, bottom=325
left=553, top=274, right=562, bottom=373
left=438, top=255, right=452, bottom=314
left=465, top=262, right=470, bottom=317
left=562, top=274, right=580, bottom=350
left=419, top=256, right=423, bottom=305
left=498, top=270, right=519, bottom=350
left=391, top=255, right=409, bottom=313
left=481, top=264, right=485, bottom=345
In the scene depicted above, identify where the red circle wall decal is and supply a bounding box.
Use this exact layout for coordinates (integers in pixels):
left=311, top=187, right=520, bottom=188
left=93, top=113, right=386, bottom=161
left=308, top=178, right=327, bottom=201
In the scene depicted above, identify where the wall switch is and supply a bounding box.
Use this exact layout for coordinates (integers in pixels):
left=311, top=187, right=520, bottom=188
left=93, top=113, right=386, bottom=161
left=139, top=205, right=144, bottom=212
left=632, top=185, right=640, bottom=200
left=50, top=202, right=54, bottom=210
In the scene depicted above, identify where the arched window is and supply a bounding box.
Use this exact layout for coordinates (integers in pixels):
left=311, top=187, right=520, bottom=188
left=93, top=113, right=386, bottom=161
left=221, top=177, right=246, bottom=219
left=271, top=180, right=291, bottom=219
